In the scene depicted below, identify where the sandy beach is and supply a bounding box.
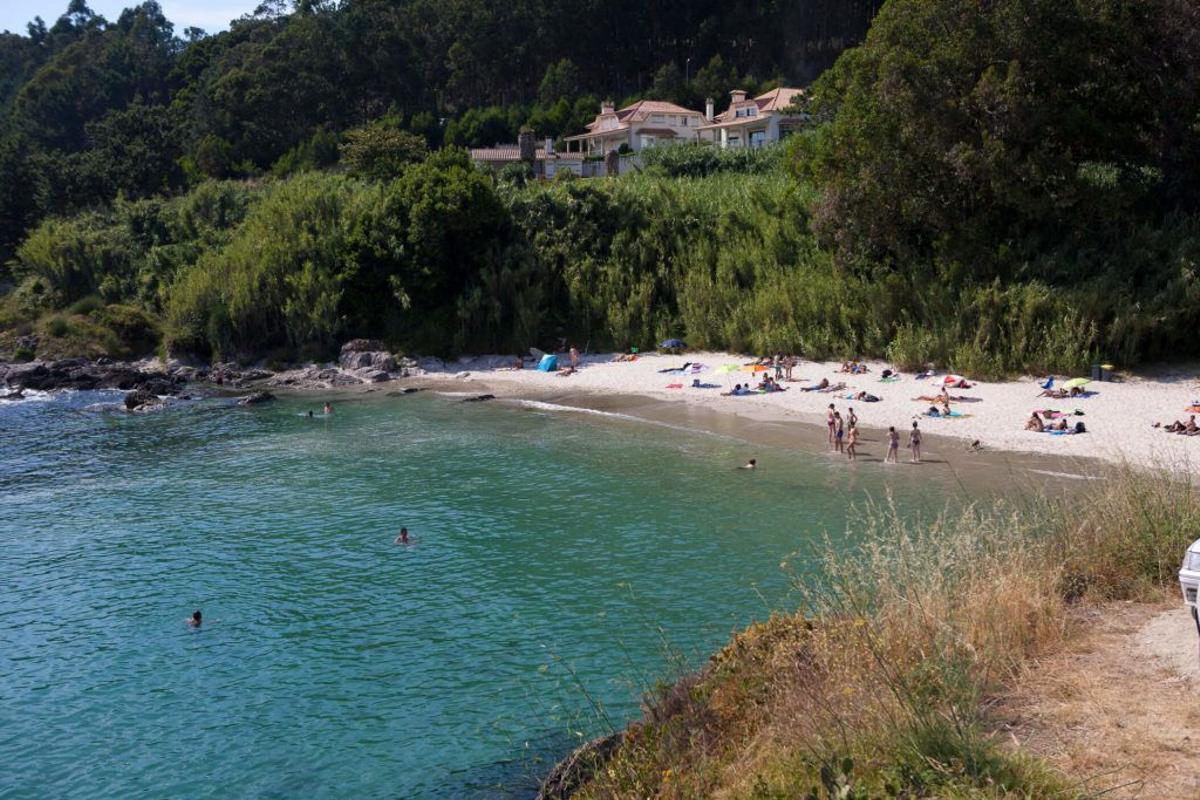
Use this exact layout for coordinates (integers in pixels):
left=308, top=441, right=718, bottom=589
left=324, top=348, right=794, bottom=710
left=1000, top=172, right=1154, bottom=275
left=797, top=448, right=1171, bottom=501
left=414, top=351, right=1200, bottom=472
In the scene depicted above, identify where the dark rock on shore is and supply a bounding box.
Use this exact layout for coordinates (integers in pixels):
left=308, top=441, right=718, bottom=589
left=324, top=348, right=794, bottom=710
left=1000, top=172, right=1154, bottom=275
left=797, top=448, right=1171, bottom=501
left=536, top=733, right=623, bottom=800
left=237, top=391, right=275, bottom=406
left=1, top=359, right=185, bottom=394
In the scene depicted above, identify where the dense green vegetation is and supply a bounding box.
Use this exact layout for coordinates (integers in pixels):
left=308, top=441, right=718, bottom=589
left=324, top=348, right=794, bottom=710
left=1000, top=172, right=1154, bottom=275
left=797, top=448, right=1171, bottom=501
left=0, top=0, right=880, bottom=263
left=3, top=0, right=1200, bottom=376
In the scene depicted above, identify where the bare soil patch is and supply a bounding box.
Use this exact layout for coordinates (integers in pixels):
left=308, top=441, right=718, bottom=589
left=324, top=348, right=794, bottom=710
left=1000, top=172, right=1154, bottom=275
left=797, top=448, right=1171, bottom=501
left=995, top=602, right=1200, bottom=798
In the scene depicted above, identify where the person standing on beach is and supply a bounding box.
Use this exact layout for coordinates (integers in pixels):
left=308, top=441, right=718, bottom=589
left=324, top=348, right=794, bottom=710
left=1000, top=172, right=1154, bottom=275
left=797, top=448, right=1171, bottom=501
left=908, top=421, right=922, bottom=463
left=834, top=412, right=845, bottom=454
left=848, top=407, right=858, bottom=429
left=846, top=423, right=858, bottom=461
left=827, top=404, right=836, bottom=448
left=569, top=346, right=580, bottom=370
left=885, top=426, right=899, bottom=463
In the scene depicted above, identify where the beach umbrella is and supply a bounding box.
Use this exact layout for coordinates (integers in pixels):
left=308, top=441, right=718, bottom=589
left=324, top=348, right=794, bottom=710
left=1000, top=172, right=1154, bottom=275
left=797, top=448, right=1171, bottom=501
left=1063, top=377, right=1091, bottom=390
left=660, top=338, right=686, bottom=349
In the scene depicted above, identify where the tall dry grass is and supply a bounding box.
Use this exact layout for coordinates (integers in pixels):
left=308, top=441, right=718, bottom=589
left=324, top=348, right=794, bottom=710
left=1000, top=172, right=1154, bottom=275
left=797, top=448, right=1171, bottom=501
left=567, top=467, right=1200, bottom=799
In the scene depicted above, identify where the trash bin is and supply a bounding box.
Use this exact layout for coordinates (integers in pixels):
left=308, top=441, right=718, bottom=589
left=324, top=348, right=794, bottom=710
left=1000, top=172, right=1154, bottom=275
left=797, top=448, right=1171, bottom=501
left=1090, top=363, right=1105, bottom=381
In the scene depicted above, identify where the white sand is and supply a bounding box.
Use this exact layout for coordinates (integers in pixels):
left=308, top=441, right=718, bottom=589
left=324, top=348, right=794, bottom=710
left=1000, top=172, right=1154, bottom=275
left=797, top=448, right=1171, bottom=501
left=430, top=352, right=1200, bottom=471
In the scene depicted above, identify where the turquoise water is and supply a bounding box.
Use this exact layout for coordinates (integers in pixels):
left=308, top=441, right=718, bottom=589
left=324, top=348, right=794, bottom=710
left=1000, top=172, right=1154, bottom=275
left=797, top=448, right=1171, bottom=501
left=1, top=389, right=971, bottom=798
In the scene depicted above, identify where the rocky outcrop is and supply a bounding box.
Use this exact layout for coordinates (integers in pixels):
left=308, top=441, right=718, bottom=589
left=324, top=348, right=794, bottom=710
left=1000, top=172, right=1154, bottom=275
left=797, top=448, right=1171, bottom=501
left=536, top=733, right=624, bottom=800
left=1, top=359, right=185, bottom=394
left=339, top=339, right=396, bottom=372
left=123, top=389, right=162, bottom=411
left=236, top=390, right=275, bottom=406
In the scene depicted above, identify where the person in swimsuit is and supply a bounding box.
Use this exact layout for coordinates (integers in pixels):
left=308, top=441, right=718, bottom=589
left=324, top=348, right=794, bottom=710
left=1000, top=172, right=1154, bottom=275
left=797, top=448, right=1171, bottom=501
left=848, top=407, right=858, bottom=429
left=740, top=459, right=757, bottom=470
left=886, top=426, right=899, bottom=463
left=908, top=421, right=922, bottom=463
left=323, top=402, right=334, bottom=415
left=187, top=610, right=202, bottom=628
left=395, top=527, right=410, bottom=545
left=846, top=423, right=858, bottom=461
left=834, top=412, right=845, bottom=454
left=826, top=404, right=836, bottom=448
left=1025, top=412, right=1044, bottom=432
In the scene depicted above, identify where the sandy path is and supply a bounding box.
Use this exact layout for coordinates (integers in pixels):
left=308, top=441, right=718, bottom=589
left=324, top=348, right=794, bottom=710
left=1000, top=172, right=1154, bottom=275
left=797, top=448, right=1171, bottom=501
left=996, top=603, right=1200, bottom=798
left=429, top=352, right=1200, bottom=471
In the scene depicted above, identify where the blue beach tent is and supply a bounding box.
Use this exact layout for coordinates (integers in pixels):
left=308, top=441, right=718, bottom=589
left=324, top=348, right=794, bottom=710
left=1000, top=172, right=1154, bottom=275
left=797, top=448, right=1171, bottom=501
left=537, top=354, right=558, bottom=372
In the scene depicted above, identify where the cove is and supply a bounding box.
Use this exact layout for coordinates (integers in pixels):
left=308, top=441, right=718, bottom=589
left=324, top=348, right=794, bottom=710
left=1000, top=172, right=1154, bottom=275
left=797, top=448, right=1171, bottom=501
left=2, top=389, right=1001, bottom=798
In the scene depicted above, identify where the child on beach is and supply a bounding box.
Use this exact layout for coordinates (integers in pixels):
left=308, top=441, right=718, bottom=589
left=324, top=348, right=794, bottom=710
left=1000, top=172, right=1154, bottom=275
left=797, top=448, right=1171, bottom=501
left=846, top=423, right=858, bottom=461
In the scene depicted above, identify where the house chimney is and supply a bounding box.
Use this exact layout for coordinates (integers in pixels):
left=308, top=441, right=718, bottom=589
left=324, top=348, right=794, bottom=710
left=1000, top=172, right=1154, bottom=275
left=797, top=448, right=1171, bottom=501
left=518, top=129, right=536, bottom=162
left=705, top=97, right=714, bottom=121
left=601, top=99, right=615, bottom=115
left=730, top=89, right=747, bottom=105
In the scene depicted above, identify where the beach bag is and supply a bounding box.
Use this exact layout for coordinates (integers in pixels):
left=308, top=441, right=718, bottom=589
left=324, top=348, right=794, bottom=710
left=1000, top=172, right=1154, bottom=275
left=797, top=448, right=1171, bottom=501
left=1074, top=421, right=1087, bottom=434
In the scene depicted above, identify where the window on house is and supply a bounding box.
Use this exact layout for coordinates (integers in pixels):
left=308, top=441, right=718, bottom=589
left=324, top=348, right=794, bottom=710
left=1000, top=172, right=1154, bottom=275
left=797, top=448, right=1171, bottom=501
left=750, top=130, right=767, bottom=148
left=640, top=134, right=658, bottom=149
left=651, top=114, right=664, bottom=123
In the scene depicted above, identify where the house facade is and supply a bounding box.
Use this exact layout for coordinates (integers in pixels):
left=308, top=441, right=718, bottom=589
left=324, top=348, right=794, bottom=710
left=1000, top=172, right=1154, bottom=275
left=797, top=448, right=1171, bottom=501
left=560, top=100, right=706, bottom=156
left=698, top=88, right=807, bottom=148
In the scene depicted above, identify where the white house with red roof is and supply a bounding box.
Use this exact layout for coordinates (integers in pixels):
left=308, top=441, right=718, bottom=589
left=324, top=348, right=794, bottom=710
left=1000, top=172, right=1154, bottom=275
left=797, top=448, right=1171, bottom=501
left=698, top=87, right=807, bottom=148
left=561, top=99, right=707, bottom=156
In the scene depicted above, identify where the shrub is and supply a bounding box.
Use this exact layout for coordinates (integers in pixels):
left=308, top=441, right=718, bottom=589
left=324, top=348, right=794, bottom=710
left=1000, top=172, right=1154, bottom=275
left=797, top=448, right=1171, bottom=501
left=885, top=323, right=939, bottom=371
left=68, top=295, right=104, bottom=316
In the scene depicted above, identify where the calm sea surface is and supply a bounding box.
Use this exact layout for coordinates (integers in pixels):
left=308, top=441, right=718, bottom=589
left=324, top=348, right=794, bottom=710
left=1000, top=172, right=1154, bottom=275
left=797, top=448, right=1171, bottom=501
left=2, top=389, right=981, bottom=798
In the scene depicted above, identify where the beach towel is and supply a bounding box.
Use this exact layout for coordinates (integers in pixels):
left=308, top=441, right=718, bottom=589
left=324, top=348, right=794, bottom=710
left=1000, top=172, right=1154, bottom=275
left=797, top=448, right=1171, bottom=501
left=925, top=410, right=970, bottom=418
left=665, top=383, right=684, bottom=389
left=879, top=376, right=901, bottom=383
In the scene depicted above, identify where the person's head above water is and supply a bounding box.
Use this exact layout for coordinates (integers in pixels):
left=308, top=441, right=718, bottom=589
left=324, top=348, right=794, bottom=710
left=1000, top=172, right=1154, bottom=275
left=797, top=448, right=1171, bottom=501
left=396, top=527, right=409, bottom=544
left=190, top=610, right=202, bottom=626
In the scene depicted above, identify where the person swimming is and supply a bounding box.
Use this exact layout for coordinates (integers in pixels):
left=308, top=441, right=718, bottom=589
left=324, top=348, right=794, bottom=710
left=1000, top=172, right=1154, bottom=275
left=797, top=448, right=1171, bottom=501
left=394, top=527, right=410, bottom=545
left=187, top=610, right=202, bottom=628
left=740, top=458, right=757, bottom=470
left=307, top=410, right=314, bottom=417
left=323, top=402, right=333, bottom=415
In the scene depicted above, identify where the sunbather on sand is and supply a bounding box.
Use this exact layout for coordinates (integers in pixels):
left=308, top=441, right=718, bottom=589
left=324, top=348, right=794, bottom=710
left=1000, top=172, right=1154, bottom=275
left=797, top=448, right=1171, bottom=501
left=802, top=377, right=831, bottom=392
left=557, top=365, right=576, bottom=377
left=1025, top=412, right=1045, bottom=432
left=1055, top=418, right=1069, bottom=431
left=818, top=382, right=847, bottom=393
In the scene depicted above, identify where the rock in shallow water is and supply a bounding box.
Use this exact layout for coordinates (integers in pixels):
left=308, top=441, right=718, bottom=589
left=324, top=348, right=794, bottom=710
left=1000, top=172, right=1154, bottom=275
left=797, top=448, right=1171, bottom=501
left=237, top=391, right=275, bottom=406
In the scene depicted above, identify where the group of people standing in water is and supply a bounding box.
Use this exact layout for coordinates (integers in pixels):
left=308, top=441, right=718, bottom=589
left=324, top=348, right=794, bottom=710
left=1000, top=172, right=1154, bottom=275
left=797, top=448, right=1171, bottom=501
left=825, top=403, right=922, bottom=464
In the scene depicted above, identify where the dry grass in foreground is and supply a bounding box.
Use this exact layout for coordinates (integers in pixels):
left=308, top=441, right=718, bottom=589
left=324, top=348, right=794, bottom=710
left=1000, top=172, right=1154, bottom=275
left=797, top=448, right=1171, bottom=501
left=555, top=466, right=1200, bottom=799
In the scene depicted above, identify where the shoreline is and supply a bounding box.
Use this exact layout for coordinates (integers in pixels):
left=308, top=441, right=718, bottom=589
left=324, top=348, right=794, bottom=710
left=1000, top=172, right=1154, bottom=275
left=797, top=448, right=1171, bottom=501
left=376, top=350, right=1200, bottom=476
left=8, top=348, right=1195, bottom=473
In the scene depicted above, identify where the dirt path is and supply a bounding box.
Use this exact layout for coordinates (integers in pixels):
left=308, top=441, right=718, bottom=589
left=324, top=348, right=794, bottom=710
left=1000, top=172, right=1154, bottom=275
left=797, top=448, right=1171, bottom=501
left=995, top=602, right=1200, bottom=798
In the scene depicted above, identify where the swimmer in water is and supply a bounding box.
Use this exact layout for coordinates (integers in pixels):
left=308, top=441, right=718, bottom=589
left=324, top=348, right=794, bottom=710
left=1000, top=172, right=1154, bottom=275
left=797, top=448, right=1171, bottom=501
left=394, top=527, right=410, bottom=545
left=187, top=610, right=202, bottom=628
left=323, top=402, right=333, bottom=415
left=307, top=410, right=314, bottom=417
left=740, top=459, right=757, bottom=470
